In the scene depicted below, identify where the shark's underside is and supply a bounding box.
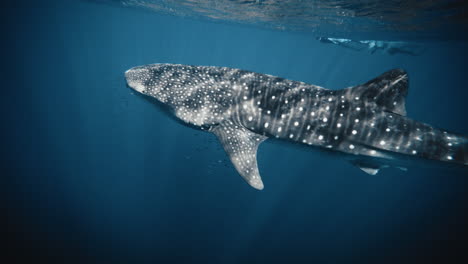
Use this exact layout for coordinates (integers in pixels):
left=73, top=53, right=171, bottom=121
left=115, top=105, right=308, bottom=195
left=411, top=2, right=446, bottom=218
left=125, top=63, right=467, bottom=190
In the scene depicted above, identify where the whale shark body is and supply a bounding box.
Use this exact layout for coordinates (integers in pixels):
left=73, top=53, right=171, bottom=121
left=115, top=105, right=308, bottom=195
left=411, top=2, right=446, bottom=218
left=125, top=63, right=467, bottom=190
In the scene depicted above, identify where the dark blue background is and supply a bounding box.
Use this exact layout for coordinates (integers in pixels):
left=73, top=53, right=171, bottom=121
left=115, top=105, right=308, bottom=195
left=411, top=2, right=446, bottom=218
left=3, top=1, right=468, bottom=263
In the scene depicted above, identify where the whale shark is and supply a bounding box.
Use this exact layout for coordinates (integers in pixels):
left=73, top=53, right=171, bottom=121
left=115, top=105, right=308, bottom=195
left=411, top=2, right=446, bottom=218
left=125, top=63, right=467, bottom=190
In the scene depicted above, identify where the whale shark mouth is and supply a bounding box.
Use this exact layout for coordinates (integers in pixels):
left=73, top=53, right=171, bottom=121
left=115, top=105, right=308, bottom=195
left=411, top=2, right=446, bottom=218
left=125, top=69, right=146, bottom=93
left=127, top=79, right=146, bottom=93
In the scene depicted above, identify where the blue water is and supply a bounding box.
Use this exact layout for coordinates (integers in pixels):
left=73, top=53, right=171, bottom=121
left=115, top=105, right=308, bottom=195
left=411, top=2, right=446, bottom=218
left=3, top=0, right=468, bottom=263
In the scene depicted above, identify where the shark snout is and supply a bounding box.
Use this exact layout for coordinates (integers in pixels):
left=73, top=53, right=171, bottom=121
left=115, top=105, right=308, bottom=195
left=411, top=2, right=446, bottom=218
left=125, top=67, right=147, bottom=93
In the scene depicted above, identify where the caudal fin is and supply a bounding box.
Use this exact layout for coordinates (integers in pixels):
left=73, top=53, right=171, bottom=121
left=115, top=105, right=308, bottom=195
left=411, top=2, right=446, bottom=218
left=418, top=130, right=468, bottom=167
left=449, top=135, right=468, bottom=166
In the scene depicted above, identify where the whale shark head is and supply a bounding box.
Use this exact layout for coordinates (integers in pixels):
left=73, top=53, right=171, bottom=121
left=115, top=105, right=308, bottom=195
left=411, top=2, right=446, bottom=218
left=125, top=63, right=234, bottom=127
left=125, top=64, right=182, bottom=107
left=125, top=65, right=156, bottom=94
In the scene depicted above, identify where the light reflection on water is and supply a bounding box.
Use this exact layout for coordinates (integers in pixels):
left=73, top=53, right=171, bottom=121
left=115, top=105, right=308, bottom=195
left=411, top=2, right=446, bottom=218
left=89, top=0, right=468, bottom=40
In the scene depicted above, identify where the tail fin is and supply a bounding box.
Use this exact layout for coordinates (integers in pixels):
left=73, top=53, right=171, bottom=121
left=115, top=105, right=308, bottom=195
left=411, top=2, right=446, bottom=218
left=347, top=69, right=409, bottom=116
left=450, top=134, right=468, bottom=166
left=420, top=130, right=468, bottom=167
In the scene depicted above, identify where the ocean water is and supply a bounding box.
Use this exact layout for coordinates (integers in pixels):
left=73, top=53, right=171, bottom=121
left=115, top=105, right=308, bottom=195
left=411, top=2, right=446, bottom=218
left=3, top=0, right=468, bottom=263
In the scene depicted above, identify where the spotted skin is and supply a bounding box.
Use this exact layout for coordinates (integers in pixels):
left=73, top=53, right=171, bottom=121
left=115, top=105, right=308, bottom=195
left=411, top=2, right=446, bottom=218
left=125, top=63, right=467, bottom=190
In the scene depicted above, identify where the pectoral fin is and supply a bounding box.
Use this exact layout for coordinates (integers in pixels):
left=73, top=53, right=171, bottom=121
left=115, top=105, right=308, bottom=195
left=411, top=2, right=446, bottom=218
left=211, top=120, right=267, bottom=190
left=358, top=166, right=380, bottom=175
left=351, top=160, right=381, bottom=175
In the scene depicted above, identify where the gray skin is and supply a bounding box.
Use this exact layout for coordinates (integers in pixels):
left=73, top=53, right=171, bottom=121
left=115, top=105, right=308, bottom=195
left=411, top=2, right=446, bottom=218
left=125, top=63, right=467, bottom=190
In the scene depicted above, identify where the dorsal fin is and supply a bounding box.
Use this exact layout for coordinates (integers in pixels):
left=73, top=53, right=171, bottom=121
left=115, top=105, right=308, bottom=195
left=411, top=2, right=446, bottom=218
left=211, top=120, right=267, bottom=190
left=351, top=69, right=408, bottom=115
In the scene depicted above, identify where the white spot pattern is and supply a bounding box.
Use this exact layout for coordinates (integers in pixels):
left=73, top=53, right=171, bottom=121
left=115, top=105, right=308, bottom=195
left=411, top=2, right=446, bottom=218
left=125, top=64, right=468, bottom=188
